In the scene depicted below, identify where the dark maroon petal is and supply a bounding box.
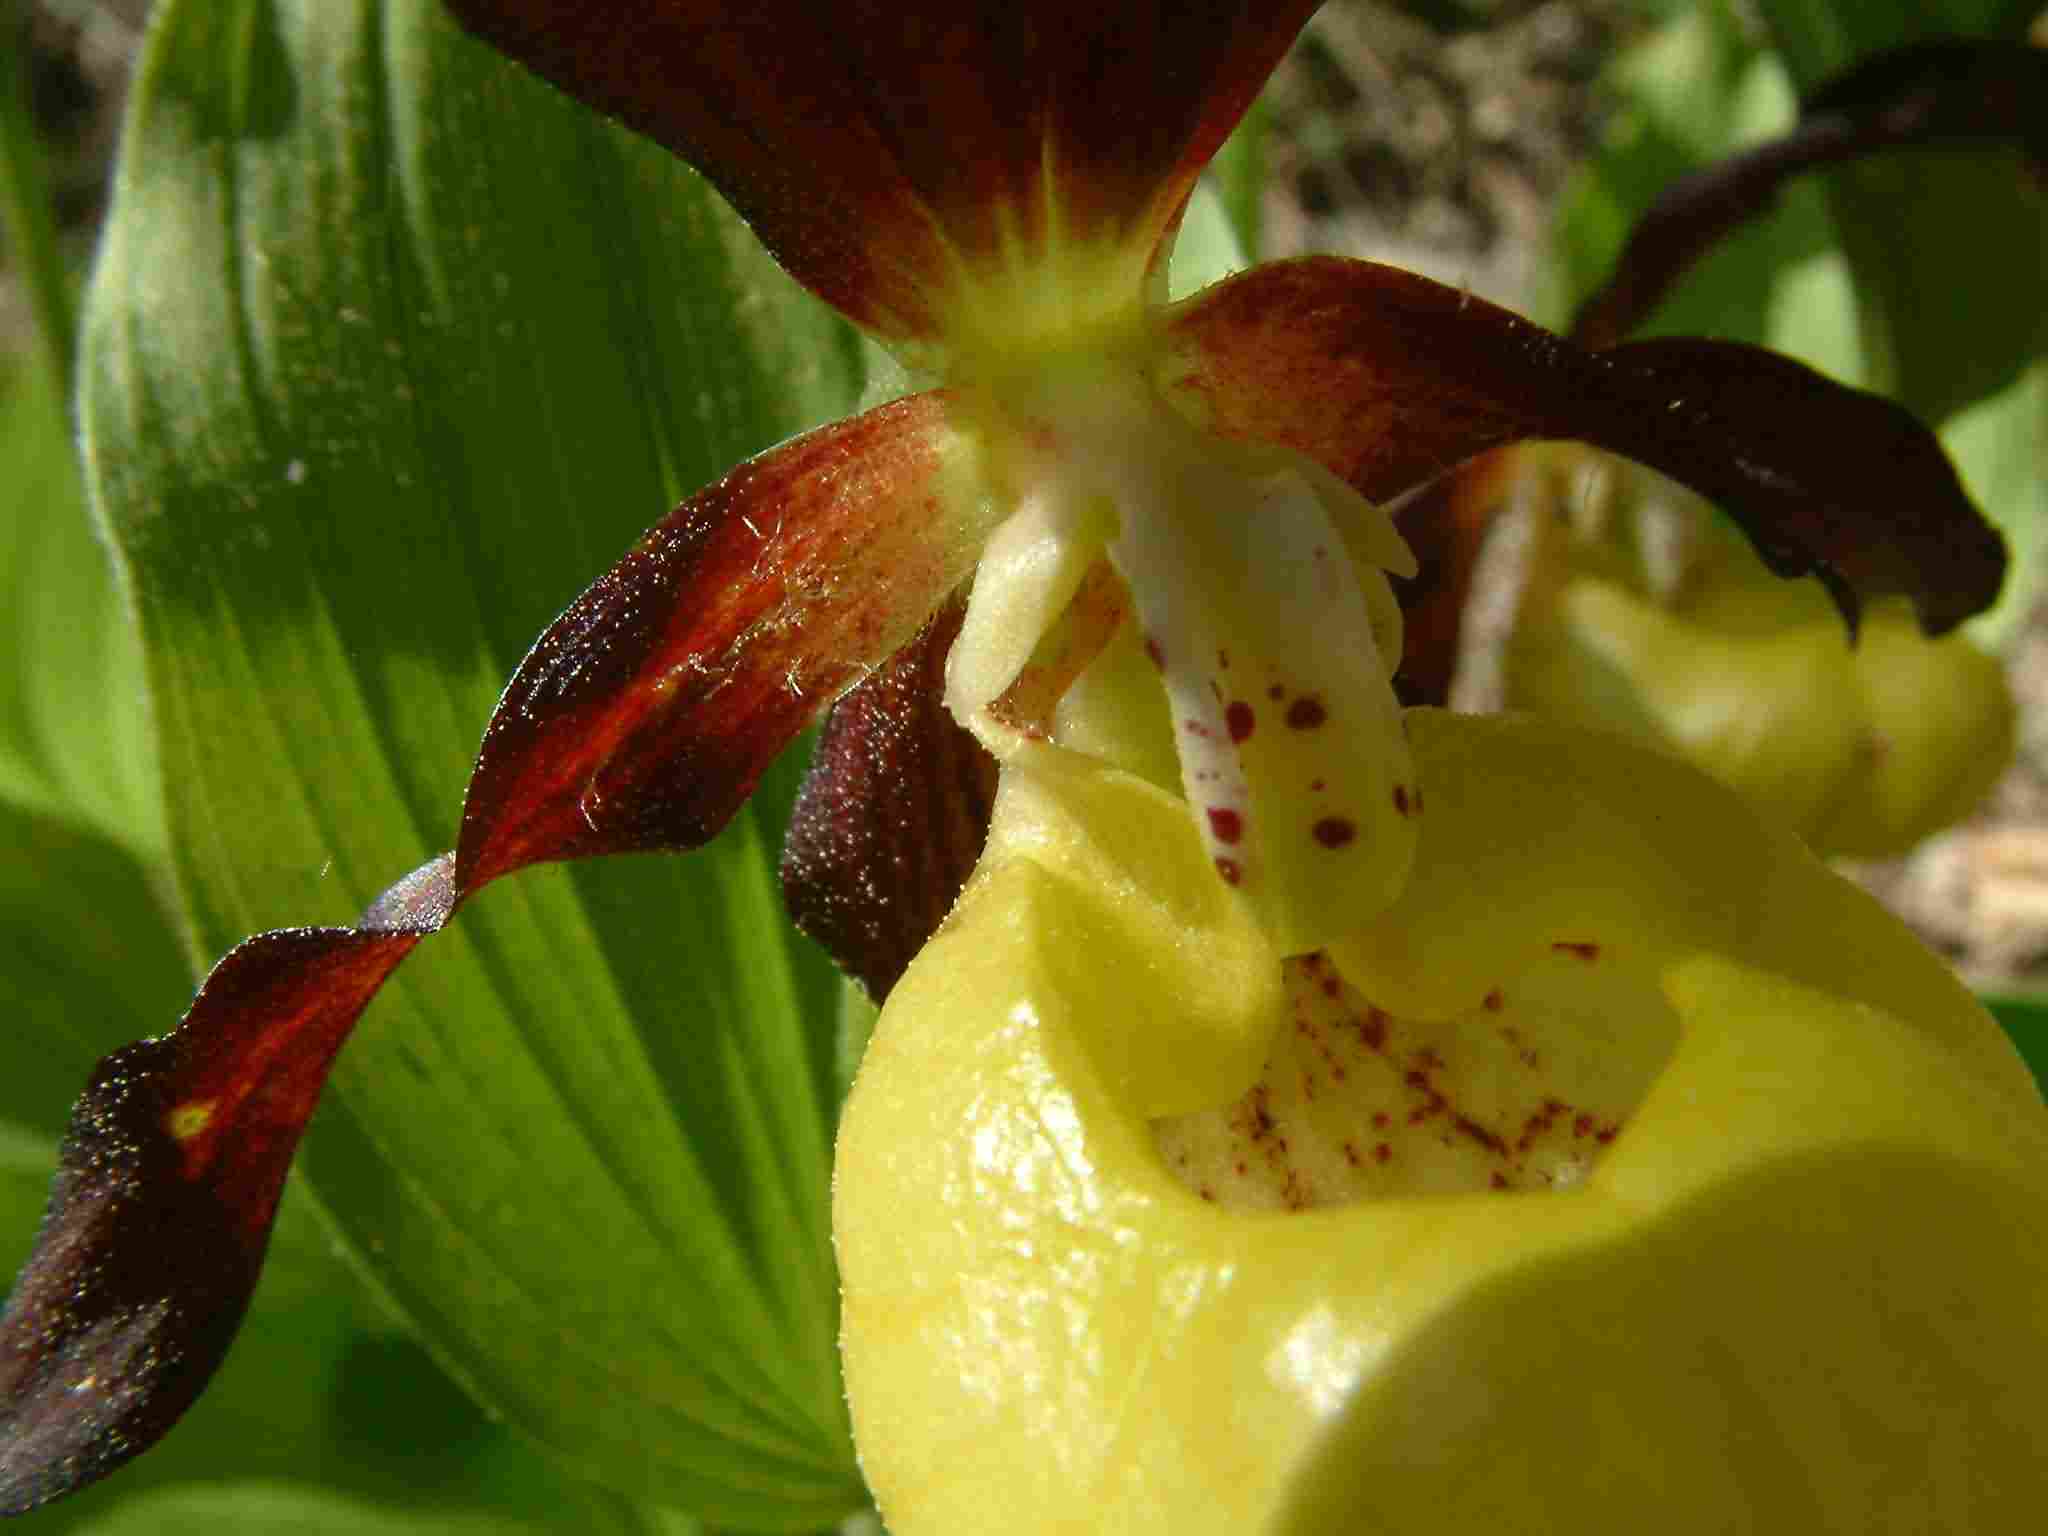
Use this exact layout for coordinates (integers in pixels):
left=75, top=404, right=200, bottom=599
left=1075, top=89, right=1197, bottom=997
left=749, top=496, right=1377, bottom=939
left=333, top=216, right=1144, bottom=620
left=441, top=1, right=1317, bottom=343
left=0, top=906, right=437, bottom=1514
left=1572, top=39, right=2048, bottom=348
left=1161, top=256, right=2004, bottom=634
left=457, top=391, right=976, bottom=891
left=781, top=596, right=997, bottom=1003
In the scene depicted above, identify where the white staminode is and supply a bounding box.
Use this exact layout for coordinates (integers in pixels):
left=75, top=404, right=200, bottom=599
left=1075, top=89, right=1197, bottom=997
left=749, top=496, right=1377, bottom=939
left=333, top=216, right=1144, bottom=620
left=948, top=358, right=1422, bottom=958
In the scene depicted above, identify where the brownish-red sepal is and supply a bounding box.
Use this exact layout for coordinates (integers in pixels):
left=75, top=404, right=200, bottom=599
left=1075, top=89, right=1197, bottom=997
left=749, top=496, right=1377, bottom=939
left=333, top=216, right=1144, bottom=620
left=1572, top=38, right=2048, bottom=348
left=781, top=596, right=997, bottom=1004
left=440, top=0, right=1318, bottom=344
left=1160, top=256, right=2005, bottom=635
left=458, top=392, right=976, bottom=893
left=1387, top=453, right=1523, bottom=707
left=0, top=918, right=430, bottom=1514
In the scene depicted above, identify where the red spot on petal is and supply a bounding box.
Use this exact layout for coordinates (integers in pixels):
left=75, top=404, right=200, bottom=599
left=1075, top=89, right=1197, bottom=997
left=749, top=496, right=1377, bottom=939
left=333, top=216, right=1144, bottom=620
left=1483, top=988, right=1504, bottom=1012
left=1374, top=1142, right=1392, bottom=1164
left=1286, top=696, right=1327, bottom=730
left=1320, top=976, right=1341, bottom=999
left=1554, top=941, right=1601, bottom=962
left=1455, top=1115, right=1507, bottom=1156
left=1312, top=817, right=1356, bottom=848
left=1392, top=784, right=1410, bottom=816
left=1206, top=807, right=1244, bottom=844
left=1214, top=856, right=1243, bottom=886
left=1309, top=778, right=1326, bottom=792
left=1226, top=701, right=1256, bottom=742
left=1491, top=1171, right=1511, bottom=1190
left=1144, top=635, right=1165, bottom=670
left=1267, top=684, right=1286, bottom=701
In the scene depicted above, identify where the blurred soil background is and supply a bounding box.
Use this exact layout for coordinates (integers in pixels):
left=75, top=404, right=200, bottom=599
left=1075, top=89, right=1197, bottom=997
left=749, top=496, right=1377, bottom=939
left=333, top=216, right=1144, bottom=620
left=7, top=0, right=2047, bottom=988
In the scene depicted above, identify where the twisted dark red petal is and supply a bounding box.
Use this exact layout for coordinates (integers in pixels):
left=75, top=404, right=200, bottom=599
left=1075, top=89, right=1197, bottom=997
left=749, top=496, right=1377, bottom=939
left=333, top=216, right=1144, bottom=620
left=0, top=920, right=430, bottom=1514
left=1162, top=255, right=2004, bottom=635
left=0, top=394, right=967, bottom=1511
left=781, top=596, right=998, bottom=1004
left=441, top=0, right=1318, bottom=342
left=460, top=392, right=969, bottom=888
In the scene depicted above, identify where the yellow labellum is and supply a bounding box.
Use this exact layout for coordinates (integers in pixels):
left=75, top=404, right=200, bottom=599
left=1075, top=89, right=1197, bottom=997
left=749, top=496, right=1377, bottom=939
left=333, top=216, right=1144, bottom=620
left=836, top=714, right=2048, bottom=1535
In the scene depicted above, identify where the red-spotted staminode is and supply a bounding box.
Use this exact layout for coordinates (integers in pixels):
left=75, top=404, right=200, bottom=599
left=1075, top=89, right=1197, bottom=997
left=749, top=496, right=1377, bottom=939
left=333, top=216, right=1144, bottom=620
left=0, top=0, right=2017, bottom=1519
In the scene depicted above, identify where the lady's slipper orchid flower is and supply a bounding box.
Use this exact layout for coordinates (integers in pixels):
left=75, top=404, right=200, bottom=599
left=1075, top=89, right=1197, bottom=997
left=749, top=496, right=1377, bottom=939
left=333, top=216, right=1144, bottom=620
left=0, top=0, right=2025, bottom=1520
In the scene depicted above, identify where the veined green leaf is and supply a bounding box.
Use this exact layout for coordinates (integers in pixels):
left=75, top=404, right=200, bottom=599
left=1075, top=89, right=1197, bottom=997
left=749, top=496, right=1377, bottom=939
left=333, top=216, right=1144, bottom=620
left=79, top=0, right=863, bottom=1524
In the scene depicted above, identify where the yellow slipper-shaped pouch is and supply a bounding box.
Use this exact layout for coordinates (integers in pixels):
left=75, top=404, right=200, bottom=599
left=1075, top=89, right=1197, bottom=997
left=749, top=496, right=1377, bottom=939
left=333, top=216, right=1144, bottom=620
left=837, top=709, right=2048, bottom=1536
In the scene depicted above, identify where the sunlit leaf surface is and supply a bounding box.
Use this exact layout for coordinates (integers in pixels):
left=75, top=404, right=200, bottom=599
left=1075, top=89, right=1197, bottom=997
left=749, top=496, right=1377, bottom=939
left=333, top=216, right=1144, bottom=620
left=0, top=359, right=160, bottom=860
left=74, top=0, right=865, bottom=1521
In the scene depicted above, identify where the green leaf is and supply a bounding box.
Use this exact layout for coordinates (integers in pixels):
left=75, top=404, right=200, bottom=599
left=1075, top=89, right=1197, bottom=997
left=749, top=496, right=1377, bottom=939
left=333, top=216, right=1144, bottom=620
left=1985, top=994, right=2048, bottom=1095
left=0, top=357, right=162, bottom=860
left=0, top=801, right=188, bottom=1139
left=0, top=366, right=186, bottom=1145
left=1171, top=179, right=1252, bottom=299
left=68, top=1485, right=544, bottom=1536
left=1756, top=0, right=2048, bottom=424
left=79, top=0, right=864, bottom=1524
left=1943, top=359, right=2048, bottom=649
left=1755, top=0, right=2039, bottom=85
left=1204, top=98, right=1267, bottom=263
